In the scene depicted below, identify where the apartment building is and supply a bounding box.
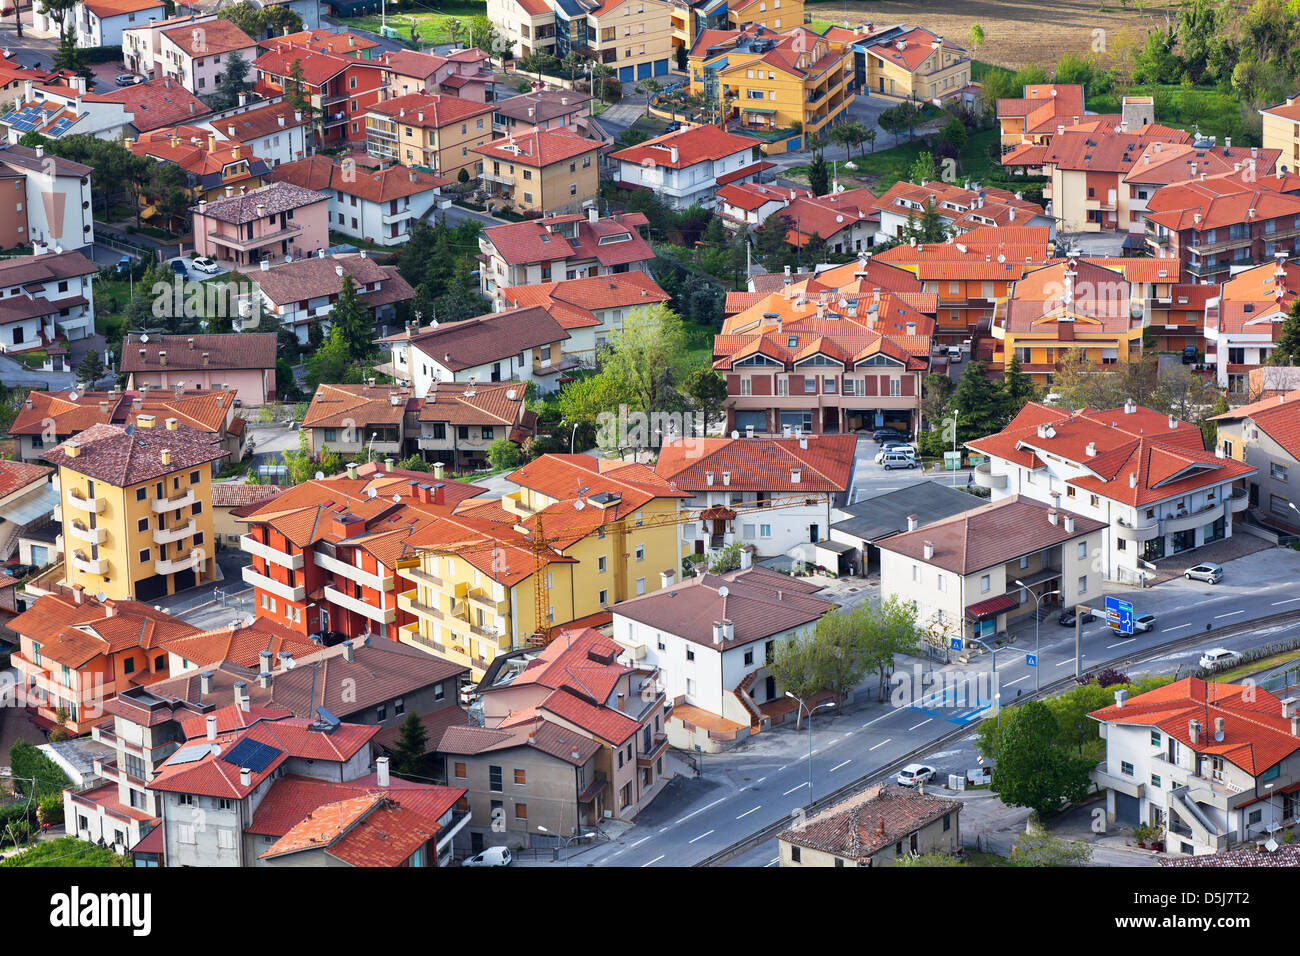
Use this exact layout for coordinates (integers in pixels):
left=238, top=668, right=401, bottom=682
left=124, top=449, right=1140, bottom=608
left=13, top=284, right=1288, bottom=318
left=1210, top=389, right=1300, bottom=532
left=0, top=460, right=56, bottom=562
left=1261, top=95, right=1300, bottom=174
left=157, top=18, right=259, bottom=95
left=128, top=128, right=270, bottom=229
left=0, top=246, right=97, bottom=350
left=1, top=77, right=134, bottom=145
left=968, top=402, right=1256, bottom=583
left=271, top=155, right=448, bottom=247
left=1203, top=257, right=1300, bottom=393
left=499, top=270, right=671, bottom=358
left=477, top=210, right=655, bottom=301
left=44, top=418, right=225, bottom=601
left=201, top=100, right=312, bottom=168
left=489, top=0, right=673, bottom=82
left=997, top=83, right=1088, bottom=154
left=191, top=180, right=330, bottom=268
left=872, top=179, right=1051, bottom=241
left=0, top=144, right=94, bottom=252
left=121, top=332, right=278, bottom=406
left=121, top=11, right=217, bottom=77
left=492, top=90, right=591, bottom=135
left=35, top=0, right=167, bottom=48
left=1145, top=283, right=1215, bottom=355
left=473, top=126, right=601, bottom=216
left=416, top=380, right=536, bottom=471
left=485, top=0, right=558, bottom=61
left=252, top=46, right=386, bottom=147
left=845, top=24, right=970, bottom=104
left=364, top=91, right=495, bottom=179
left=611, top=123, right=768, bottom=210
left=376, top=47, right=499, bottom=102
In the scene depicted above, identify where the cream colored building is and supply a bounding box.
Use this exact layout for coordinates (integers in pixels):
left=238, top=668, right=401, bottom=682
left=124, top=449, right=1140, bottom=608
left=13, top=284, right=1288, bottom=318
left=1262, top=97, right=1300, bottom=175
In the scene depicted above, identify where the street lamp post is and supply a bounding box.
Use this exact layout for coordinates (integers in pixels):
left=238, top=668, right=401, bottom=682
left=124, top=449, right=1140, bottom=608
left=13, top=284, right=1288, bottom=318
left=966, top=636, right=1000, bottom=729
left=785, top=693, right=834, bottom=805
left=537, top=825, right=595, bottom=866
left=1013, top=582, right=1062, bottom=692
left=570, top=421, right=580, bottom=454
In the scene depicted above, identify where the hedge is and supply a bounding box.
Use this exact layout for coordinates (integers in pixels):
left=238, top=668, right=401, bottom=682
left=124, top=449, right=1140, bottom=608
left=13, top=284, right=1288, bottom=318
left=84, top=46, right=123, bottom=64
left=8, top=741, right=72, bottom=800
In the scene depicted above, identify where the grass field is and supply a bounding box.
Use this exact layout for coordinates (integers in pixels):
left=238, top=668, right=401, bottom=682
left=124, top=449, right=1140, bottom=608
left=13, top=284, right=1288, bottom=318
left=342, top=1, right=487, bottom=47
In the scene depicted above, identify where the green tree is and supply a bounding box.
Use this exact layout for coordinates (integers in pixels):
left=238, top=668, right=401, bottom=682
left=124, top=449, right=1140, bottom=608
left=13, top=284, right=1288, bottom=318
left=38, top=0, right=78, bottom=31
left=1272, top=298, right=1300, bottom=365
left=1001, top=354, right=1039, bottom=416
left=601, top=303, right=691, bottom=415
left=279, top=427, right=318, bottom=485
left=275, top=357, right=299, bottom=402
left=487, top=438, right=522, bottom=470
left=683, top=367, right=729, bottom=434
left=863, top=126, right=877, bottom=153
left=52, top=24, right=87, bottom=77
left=303, top=325, right=353, bottom=392
left=77, top=347, right=105, bottom=387
left=558, top=371, right=636, bottom=428
left=921, top=371, right=954, bottom=430
left=1010, top=825, right=1094, bottom=866
left=708, top=541, right=744, bottom=573
left=991, top=701, right=1095, bottom=819
left=909, top=150, right=939, bottom=185
left=862, top=595, right=920, bottom=701
left=1043, top=682, right=1114, bottom=757
left=328, top=275, right=372, bottom=361
left=389, top=711, right=429, bottom=778
left=807, top=152, right=830, bottom=195
left=940, top=117, right=967, bottom=154
left=754, top=210, right=796, bottom=271
left=800, top=231, right=828, bottom=266
left=634, top=76, right=662, bottom=111
left=969, top=23, right=985, bottom=54
left=0, top=836, right=130, bottom=867
left=212, top=51, right=250, bottom=111
left=768, top=634, right=820, bottom=728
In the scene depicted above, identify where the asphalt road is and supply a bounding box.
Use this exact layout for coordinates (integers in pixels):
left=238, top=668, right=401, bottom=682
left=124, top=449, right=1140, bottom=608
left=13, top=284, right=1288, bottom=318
left=567, top=547, right=1300, bottom=867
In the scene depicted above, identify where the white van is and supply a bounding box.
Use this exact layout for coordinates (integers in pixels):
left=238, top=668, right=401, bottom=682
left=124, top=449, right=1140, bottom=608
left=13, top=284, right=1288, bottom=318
left=880, top=451, right=918, bottom=471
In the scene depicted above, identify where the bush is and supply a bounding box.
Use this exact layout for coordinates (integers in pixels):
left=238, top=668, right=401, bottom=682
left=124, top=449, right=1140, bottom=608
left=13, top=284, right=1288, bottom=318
left=36, top=794, right=64, bottom=828
left=602, top=77, right=622, bottom=102
left=8, top=741, right=73, bottom=799
left=0, top=836, right=130, bottom=866
left=486, top=438, right=521, bottom=470
left=83, top=45, right=123, bottom=64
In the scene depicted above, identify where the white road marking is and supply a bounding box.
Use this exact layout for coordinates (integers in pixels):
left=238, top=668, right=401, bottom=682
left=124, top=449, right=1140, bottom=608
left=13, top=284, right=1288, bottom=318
left=1215, top=610, right=1245, bottom=619
left=737, top=805, right=762, bottom=820
left=629, top=836, right=650, bottom=849
left=1107, top=638, right=1136, bottom=649
left=869, top=738, right=892, bottom=751
left=1273, top=598, right=1300, bottom=606
left=783, top=782, right=809, bottom=796
left=765, top=857, right=779, bottom=867
left=830, top=759, right=851, bottom=772
left=908, top=718, right=932, bottom=731
left=669, top=797, right=726, bottom=828
left=1005, top=674, right=1030, bottom=685
left=641, top=855, right=664, bottom=867
left=688, top=830, right=715, bottom=844
left=1163, top=623, right=1192, bottom=632
left=755, top=776, right=766, bottom=785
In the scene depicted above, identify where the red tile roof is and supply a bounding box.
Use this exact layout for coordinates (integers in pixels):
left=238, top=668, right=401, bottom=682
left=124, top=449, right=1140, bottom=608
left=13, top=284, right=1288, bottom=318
left=1144, top=170, right=1300, bottom=233
left=365, top=90, right=494, bottom=127
left=778, top=784, right=962, bottom=860
left=271, top=154, right=448, bottom=203
left=481, top=213, right=653, bottom=267
left=86, top=78, right=211, bottom=132
left=499, top=271, right=669, bottom=329
left=0, top=459, right=52, bottom=498
left=42, top=420, right=227, bottom=485
left=160, top=18, right=256, bottom=56
left=1210, top=389, right=1300, bottom=461
left=162, top=616, right=319, bottom=670
left=656, top=434, right=856, bottom=492
left=610, top=123, right=756, bottom=169
left=473, top=126, right=600, bottom=167
left=120, top=332, right=276, bottom=373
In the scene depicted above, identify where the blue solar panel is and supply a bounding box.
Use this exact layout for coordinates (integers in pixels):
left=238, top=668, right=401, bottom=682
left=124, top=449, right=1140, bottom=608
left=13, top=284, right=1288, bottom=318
left=48, top=118, right=75, bottom=137
left=221, top=738, right=280, bottom=773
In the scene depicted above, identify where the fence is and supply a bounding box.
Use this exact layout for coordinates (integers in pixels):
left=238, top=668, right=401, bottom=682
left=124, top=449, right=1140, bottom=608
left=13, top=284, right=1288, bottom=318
left=165, top=585, right=253, bottom=619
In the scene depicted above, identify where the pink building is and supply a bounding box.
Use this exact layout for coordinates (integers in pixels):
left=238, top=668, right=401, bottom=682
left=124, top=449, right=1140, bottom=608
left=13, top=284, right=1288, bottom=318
left=120, top=332, right=278, bottom=406
left=191, top=181, right=329, bottom=269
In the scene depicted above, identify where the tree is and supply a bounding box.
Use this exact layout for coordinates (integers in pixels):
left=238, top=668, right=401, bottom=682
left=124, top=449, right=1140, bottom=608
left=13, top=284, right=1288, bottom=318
left=635, top=77, right=662, bottom=111
left=275, top=357, right=299, bottom=403
left=1043, top=681, right=1115, bottom=757
left=1001, top=354, right=1039, bottom=416
left=557, top=371, right=636, bottom=428
left=284, top=58, right=318, bottom=130
left=768, top=634, right=820, bottom=728
left=708, top=541, right=743, bottom=573
left=807, top=152, right=830, bottom=195
left=684, top=367, right=729, bottom=434
left=940, top=117, right=967, bottom=154
left=303, top=325, right=354, bottom=392
left=601, top=304, right=691, bottom=416
left=52, top=24, right=86, bottom=77
left=921, top=372, right=954, bottom=430
left=328, top=275, right=372, bottom=361
left=1272, top=298, right=1300, bottom=365
left=990, top=701, right=1095, bottom=819
left=212, top=51, right=250, bottom=111
left=38, top=0, right=78, bottom=31
left=280, top=427, right=319, bottom=485
left=487, top=438, right=521, bottom=470
left=754, top=211, right=796, bottom=271
left=863, top=127, right=877, bottom=154
left=909, top=150, right=938, bottom=185
left=77, top=347, right=105, bottom=387
left=800, top=231, right=828, bottom=267
left=389, top=711, right=428, bottom=778
left=1133, top=27, right=1182, bottom=85
left=860, top=595, right=919, bottom=702
left=1011, top=825, right=1094, bottom=866
left=969, top=23, right=985, bottom=54
left=948, top=360, right=1010, bottom=443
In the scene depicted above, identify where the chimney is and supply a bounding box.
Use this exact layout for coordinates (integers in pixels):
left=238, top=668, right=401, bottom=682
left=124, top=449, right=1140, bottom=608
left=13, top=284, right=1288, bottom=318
left=739, top=547, right=752, bottom=570
left=1113, top=688, right=1127, bottom=709
left=1048, top=509, right=1058, bottom=526
left=1129, top=473, right=1138, bottom=489
left=1214, top=716, right=1225, bottom=740
left=206, top=714, right=217, bottom=740
left=432, top=482, right=445, bottom=506
left=660, top=568, right=675, bottom=589
left=723, top=471, right=731, bottom=486
left=233, top=680, right=247, bottom=710
left=1168, top=415, right=1177, bottom=430
left=341, top=640, right=355, bottom=663
left=1124, top=399, right=1136, bottom=414
left=616, top=693, right=626, bottom=713
left=433, top=462, right=446, bottom=480
left=160, top=449, right=171, bottom=466
left=65, top=440, right=81, bottom=458
left=1188, top=719, right=1200, bottom=744
left=165, top=417, right=178, bottom=431
left=240, top=768, right=251, bottom=787
left=723, top=619, right=734, bottom=641
left=158, top=350, right=167, bottom=367
left=376, top=756, right=390, bottom=787
left=346, top=462, right=359, bottom=479
left=99, top=400, right=109, bottom=413
left=571, top=747, right=581, bottom=761
left=1064, top=515, right=1075, bottom=533
left=71, top=585, right=84, bottom=604
left=923, top=541, right=934, bottom=560
left=259, top=649, right=273, bottom=673
left=200, top=671, right=213, bottom=696
left=712, top=622, right=724, bottom=644
left=1086, top=441, right=1097, bottom=457
left=384, top=458, right=394, bottom=473
left=907, top=514, right=918, bottom=532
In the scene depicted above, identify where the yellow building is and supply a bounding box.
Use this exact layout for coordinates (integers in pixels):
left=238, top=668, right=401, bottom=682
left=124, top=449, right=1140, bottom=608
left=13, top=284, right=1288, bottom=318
left=729, top=0, right=803, bottom=33
left=396, top=455, right=687, bottom=679
left=847, top=26, right=970, bottom=103
left=1261, top=96, right=1300, bottom=175
left=487, top=0, right=673, bottom=82
left=365, top=92, right=496, bottom=178
left=472, top=127, right=601, bottom=215
left=688, top=25, right=853, bottom=140
left=44, top=416, right=227, bottom=603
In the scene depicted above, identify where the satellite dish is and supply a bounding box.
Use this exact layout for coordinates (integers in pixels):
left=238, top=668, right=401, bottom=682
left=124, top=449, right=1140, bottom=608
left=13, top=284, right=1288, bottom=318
left=392, top=495, right=401, bottom=504
left=367, top=487, right=377, bottom=498
left=718, top=586, right=729, bottom=598
left=97, top=591, right=107, bottom=602
left=731, top=430, right=739, bottom=439
left=574, top=499, right=585, bottom=510
left=68, top=392, right=78, bottom=401
left=1214, top=728, right=1224, bottom=742
left=243, top=615, right=255, bottom=627
left=314, top=470, right=325, bottom=480
left=140, top=333, right=149, bottom=343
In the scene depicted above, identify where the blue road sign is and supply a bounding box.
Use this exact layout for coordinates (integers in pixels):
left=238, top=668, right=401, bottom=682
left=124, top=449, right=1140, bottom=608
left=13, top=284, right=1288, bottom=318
left=1026, top=653, right=1037, bottom=667
left=950, top=637, right=963, bottom=651
left=1105, top=596, right=1134, bottom=635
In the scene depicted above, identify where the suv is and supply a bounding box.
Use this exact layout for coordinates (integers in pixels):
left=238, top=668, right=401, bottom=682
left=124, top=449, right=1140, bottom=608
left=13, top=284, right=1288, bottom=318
left=896, top=763, right=936, bottom=787
left=1185, top=563, right=1223, bottom=583
left=947, top=346, right=963, bottom=362
left=115, top=73, right=144, bottom=86
left=872, top=427, right=910, bottom=443
left=874, top=442, right=916, bottom=464
left=880, top=451, right=917, bottom=471
left=1199, top=647, right=1239, bottom=669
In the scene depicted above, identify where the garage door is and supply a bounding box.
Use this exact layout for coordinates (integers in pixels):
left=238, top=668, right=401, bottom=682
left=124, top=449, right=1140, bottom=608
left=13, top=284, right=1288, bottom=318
left=619, top=66, right=634, bottom=82
left=636, top=61, right=651, bottom=80
left=734, top=410, right=766, bottom=433
left=1114, top=792, right=1140, bottom=827
left=653, top=58, right=668, bottom=76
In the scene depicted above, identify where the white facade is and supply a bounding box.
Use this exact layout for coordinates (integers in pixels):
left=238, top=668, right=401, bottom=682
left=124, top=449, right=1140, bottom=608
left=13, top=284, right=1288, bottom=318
left=614, top=144, right=757, bottom=210
left=3, top=82, right=132, bottom=145
left=158, top=32, right=260, bottom=97
left=388, top=337, right=558, bottom=397
left=326, top=184, right=443, bottom=247
left=1205, top=303, right=1279, bottom=391
left=0, top=252, right=96, bottom=345
left=122, top=13, right=218, bottom=76
left=35, top=1, right=169, bottom=47
left=677, top=488, right=840, bottom=559
left=1, top=152, right=95, bottom=252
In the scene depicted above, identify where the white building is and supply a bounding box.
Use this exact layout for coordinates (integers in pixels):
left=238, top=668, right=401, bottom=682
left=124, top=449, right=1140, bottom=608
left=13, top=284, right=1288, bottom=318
left=35, top=0, right=168, bottom=48
left=201, top=99, right=311, bottom=169
left=0, top=246, right=98, bottom=348
left=654, top=433, right=857, bottom=561
left=122, top=12, right=218, bottom=78
left=968, top=401, right=1257, bottom=585
left=612, top=565, right=835, bottom=752
left=609, top=124, right=770, bottom=210
left=1089, top=677, right=1300, bottom=855
left=0, top=143, right=95, bottom=251
left=1204, top=257, right=1298, bottom=393
left=1, top=79, right=133, bottom=145
left=716, top=181, right=812, bottom=229
left=156, top=18, right=259, bottom=96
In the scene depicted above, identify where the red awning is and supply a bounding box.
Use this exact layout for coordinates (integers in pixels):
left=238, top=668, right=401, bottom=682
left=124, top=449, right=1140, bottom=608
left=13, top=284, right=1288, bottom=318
left=964, top=593, right=1018, bottom=621
left=715, top=161, right=776, bottom=186
left=700, top=506, right=737, bottom=520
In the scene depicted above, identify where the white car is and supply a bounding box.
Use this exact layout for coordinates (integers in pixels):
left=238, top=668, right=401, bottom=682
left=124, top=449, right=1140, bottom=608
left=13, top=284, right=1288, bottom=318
left=1198, top=648, right=1239, bottom=670
left=896, top=763, right=936, bottom=787
left=190, top=256, right=221, bottom=274
left=874, top=443, right=916, bottom=464
left=463, top=846, right=512, bottom=866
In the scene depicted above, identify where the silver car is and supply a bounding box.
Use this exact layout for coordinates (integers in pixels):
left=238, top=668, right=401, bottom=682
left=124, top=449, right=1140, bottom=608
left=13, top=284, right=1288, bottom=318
left=1185, top=562, right=1224, bottom=583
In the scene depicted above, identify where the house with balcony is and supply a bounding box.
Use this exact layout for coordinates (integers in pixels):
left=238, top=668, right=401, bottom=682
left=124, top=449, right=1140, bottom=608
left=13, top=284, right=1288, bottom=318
left=121, top=332, right=278, bottom=407
left=364, top=91, right=496, bottom=180
left=491, top=90, right=591, bottom=136
left=128, top=127, right=271, bottom=232
left=191, top=180, right=329, bottom=269
left=271, top=155, right=448, bottom=247
left=1088, top=677, right=1300, bottom=856
left=86, top=77, right=212, bottom=133
left=498, top=270, right=671, bottom=359
left=843, top=24, right=970, bottom=105
left=1203, top=257, right=1300, bottom=393
left=1145, top=283, right=1215, bottom=356
left=1209, top=388, right=1300, bottom=534
left=778, top=188, right=880, bottom=255
left=473, top=126, right=601, bottom=216
left=716, top=181, right=813, bottom=229
left=871, top=179, right=1050, bottom=243
left=1, top=76, right=135, bottom=145
left=877, top=495, right=1105, bottom=651
left=611, top=123, right=770, bottom=210
left=43, top=417, right=227, bottom=602
left=0, top=144, right=96, bottom=253
left=299, top=382, right=417, bottom=459
left=996, top=83, right=1088, bottom=155
left=468, top=626, right=673, bottom=826
left=478, top=210, right=655, bottom=301
left=612, top=564, right=834, bottom=751
left=375, top=47, right=498, bottom=102
left=375, top=306, right=571, bottom=397
left=1261, top=95, right=1300, bottom=175
left=0, top=247, right=97, bottom=351
left=253, top=46, right=386, bottom=148
left=416, top=380, right=536, bottom=471
left=34, top=0, right=167, bottom=49
left=121, top=11, right=216, bottom=78
left=247, top=252, right=414, bottom=345
left=236, top=463, right=486, bottom=641
left=1143, top=169, right=1300, bottom=283
left=9, top=589, right=203, bottom=735
left=488, top=0, right=672, bottom=82
left=157, top=18, right=259, bottom=96
left=967, top=401, right=1257, bottom=584
left=654, top=433, right=856, bottom=559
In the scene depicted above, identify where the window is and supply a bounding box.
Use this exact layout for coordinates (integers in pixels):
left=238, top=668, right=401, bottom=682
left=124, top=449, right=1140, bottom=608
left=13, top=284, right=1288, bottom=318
left=514, top=768, right=526, bottom=785
left=598, top=588, right=608, bottom=605
left=685, top=646, right=695, bottom=661
left=980, top=574, right=990, bottom=593
left=454, top=762, right=467, bottom=778
left=137, top=517, right=149, bottom=533
left=136, top=487, right=148, bottom=501
left=178, top=823, right=196, bottom=844
left=804, top=376, right=816, bottom=392
left=1272, top=462, right=1289, bottom=482
left=791, top=846, right=801, bottom=862
left=744, top=649, right=754, bottom=666
left=1078, top=574, right=1087, bottom=594
left=1077, top=541, right=1087, bottom=560
left=912, top=564, right=919, bottom=582
left=489, top=765, right=503, bottom=791
left=394, top=697, right=405, bottom=716
left=177, top=794, right=194, bottom=806
left=376, top=702, right=386, bottom=721
left=943, top=813, right=951, bottom=832
left=139, top=548, right=151, bottom=563
left=123, top=657, right=135, bottom=675
left=1120, top=761, right=1134, bottom=777
left=1151, top=730, right=1161, bottom=746
left=636, top=577, right=646, bottom=595
left=635, top=544, right=645, bottom=561
left=515, top=802, right=527, bottom=820
left=937, top=575, right=945, bottom=592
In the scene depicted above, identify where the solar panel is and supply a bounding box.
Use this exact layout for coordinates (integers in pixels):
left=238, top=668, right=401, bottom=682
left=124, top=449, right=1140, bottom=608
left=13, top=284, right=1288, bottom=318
left=48, top=118, right=76, bottom=137
left=221, top=738, right=280, bottom=773
left=169, top=743, right=216, bottom=765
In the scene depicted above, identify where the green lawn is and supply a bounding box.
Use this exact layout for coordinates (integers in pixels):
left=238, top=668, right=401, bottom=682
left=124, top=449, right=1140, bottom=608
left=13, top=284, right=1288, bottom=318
left=1211, top=648, right=1300, bottom=684
left=1088, top=84, right=1256, bottom=146
left=341, top=2, right=487, bottom=47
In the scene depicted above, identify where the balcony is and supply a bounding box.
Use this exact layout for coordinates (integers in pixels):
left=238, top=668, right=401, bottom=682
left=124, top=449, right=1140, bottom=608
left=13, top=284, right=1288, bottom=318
left=66, top=488, right=106, bottom=514
left=973, top=461, right=1007, bottom=490
left=68, top=521, right=106, bottom=545
left=153, top=519, right=195, bottom=545
left=466, top=587, right=507, bottom=615
left=314, top=551, right=394, bottom=592
left=152, top=489, right=195, bottom=513
left=1187, top=232, right=1253, bottom=255
left=1231, top=487, right=1249, bottom=513
left=242, top=565, right=305, bottom=603
left=399, top=565, right=445, bottom=590
left=206, top=223, right=303, bottom=253
left=323, top=584, right=395, bottom=625
left=1114, top=517, right=1160, bottom=542
left=481, top=168, right=515, bottom=187
left=1162, top=501, right=1226, bottom=534
left=1090, top=763, right=1145, bottom=799
left=240, top=534, right=305, bottom=570
left=156, top=551, right=201, bottom=575
left=70, top=552, right=106, bottom=575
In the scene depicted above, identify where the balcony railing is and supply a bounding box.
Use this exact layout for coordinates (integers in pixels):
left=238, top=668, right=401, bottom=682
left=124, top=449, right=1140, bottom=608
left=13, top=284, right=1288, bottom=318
left=70, top=552, right=107, bottom=575
left=323, top=584, right=395, bottom=624
left=153, top=519, right=195, bottom=545
left=242, top=565, right=305, bottom=603
left=156, top=551, right=201, bottom=575
left=67, top=489, right=106, bottom=513
left=68, top=521, right=106, bottom=545
left=240, top=534, right=305, bottom=570
left=314, top=551, right=394, bottom=592
left=152, top=489, right=195, bottom=513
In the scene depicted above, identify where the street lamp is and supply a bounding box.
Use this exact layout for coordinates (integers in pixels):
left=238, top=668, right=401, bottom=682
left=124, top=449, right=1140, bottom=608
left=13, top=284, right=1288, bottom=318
left=965, top=636, right=1000, bottom=729
left=366, top=431, right=378, bottom=462
left=1014, top=582, right=1062, bottom=692
left=570, top=421, right=580, bottom=454
left=537, top=825, right=596, bottom=866
left=785, top=693, right=834, bottom=805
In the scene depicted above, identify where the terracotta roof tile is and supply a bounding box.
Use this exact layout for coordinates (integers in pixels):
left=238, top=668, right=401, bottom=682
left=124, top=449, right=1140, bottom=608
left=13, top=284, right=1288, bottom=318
left=779, top=784, right=962, bottom=860
left=42, top=421, right=226, bottom=485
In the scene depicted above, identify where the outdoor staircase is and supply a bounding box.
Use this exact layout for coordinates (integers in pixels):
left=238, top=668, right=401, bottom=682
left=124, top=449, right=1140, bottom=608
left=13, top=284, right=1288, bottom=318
left=733, top=672, right=766, bottom=733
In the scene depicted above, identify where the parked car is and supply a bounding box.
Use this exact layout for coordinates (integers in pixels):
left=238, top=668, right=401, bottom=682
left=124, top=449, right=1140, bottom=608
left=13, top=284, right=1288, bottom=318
left=1058, top=608, right=1097, bottom=626
left=4, top=563, right=39, bottom=579
left=1199, top=647, right=1240, bottom=669
left=1134, top=613, right=1157, bottom=633
left=880, top=451, right=918, bottom=471
left=170, top=258, right=188, bottom=276
left=115, top=255, right=132, bottom=273
left=872, top=427, right=910, bottom=443
left=947, top=346, right=963, bottom=362
left=1186, top=562, right=1223, bottom=583
left=664, top=120, right=681, bottom=132
left=463, top=846, right=512, bottom=867
left=874, top=442, right=916, bottom=464
left=114, top=73, right=144, bottom=86
left=190, top=256, right=221, bottom=274
left=896, top=763, right=936, bottom=787
left=1181, top=345, right=1199, bottom=365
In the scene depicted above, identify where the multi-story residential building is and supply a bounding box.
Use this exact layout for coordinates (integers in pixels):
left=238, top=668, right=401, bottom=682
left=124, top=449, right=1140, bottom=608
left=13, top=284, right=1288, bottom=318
left=499, top=270, right=671, bottom=358
left=35, top=0, right=167, bottom=48
left=237, top=464, right=486, bottom=640
left=252, top=46, right=386, bottom=147
left=1144, top=169, right=1300, bottom=283
left=1144, top=282, right=1214, bottom=355
left=201, top=100, right=312, bottom=168
left=996, top=83, right=1090, bottom=155
left=376, top=306, right=572, bottom=397
left=415, top=380, right=536, bottom=470
left=376, top=47, right=499, bottom=102
left=157, top=18, right=259, bottom=95
left=778, top=187, right=880, bottom=254
left=0, top=246, right=97, bottom=349
left=129, top=127, right=270, bottom=230
left=477, top=210, right=655, bottom=301
left=968, top=402, right=1256, bottom=583
left=397, top=455, right=687, bottom=677
left=489, top=0, right=673, bottom=82
left=654, top=433, right=856, bottom=558
left=270, top=155, right=448, bottom=247
left=492, top=90, right=591, bottom=135
left=9, top=589, right=202, bottom=734
left=266, top=29, right=382, bottom=59
left=1210, top=389, right=1300, bottom=532
left=878, top=495, right=1106, bottom=649
left=841, top=24, right=969, bottom=104
left=688, top=24, right=853, bottom=140
left=44, top=417, right=225, bottom=600
left=871, top=179, right=1051, bottom=241
left=612, top=564, right=833, bottom=750
left=611, top=123, right=769, bottom=210
left=1, top=77, right=134, bottom=145
left=121, top=12, right=217, bottom=77
left=246, top=252, right=414, bottom=345
left=1261, top=95, right=1300, bottom=175
left=1088, top=677, right=1300, bottom=855
left=121, top=332, right=278, bottom=406
left=191, top=180, right=330, bottom=268
left=1202, top=256, right=1298, bottom=393
left=365, top=91, right=495, bottom=179
left=473, top=126, right=601, bottom=215
left=716, top=180, right=811, bottom=228
left=467, top=627, right=672, bottom=826
left=0, top=144, right=94, bottom=252
left=298, top=382, right=416, bottom=459
left=778, top=785, right=962, bottom=866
